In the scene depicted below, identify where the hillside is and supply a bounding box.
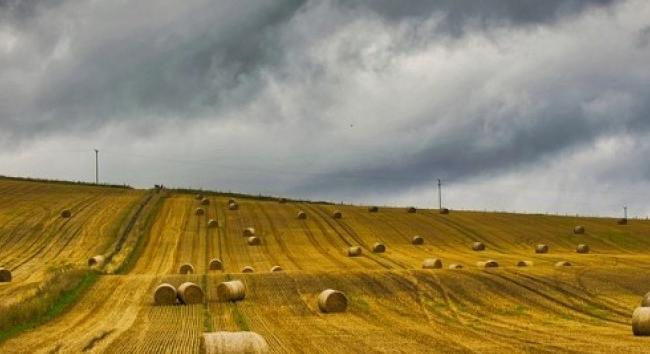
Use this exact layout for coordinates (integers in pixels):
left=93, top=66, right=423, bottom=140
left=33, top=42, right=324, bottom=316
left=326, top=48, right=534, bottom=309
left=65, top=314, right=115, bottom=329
left=1, top=181, right=650, bottom=352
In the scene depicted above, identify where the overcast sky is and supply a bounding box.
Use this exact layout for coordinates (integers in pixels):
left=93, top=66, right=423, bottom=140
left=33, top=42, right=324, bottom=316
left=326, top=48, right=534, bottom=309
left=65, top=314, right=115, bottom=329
left=1, top=0, right=649, bottom=216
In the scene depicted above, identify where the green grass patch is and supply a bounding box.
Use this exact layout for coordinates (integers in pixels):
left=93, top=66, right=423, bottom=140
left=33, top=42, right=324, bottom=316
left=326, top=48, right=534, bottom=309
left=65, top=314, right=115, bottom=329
left=229, top=303, right=250, bottom=331
left=0, top=267, right=98, bottom=343
left=496, top=304, right=529, bottom=317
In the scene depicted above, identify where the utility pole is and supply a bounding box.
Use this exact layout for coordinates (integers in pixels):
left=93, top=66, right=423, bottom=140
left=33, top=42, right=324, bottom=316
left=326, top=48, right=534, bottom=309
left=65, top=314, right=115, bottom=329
left=94, top=149, right=99, bottom=184
left=437, top=179, right=442, bottom=209
left=624, top=205, right=628, bottom=219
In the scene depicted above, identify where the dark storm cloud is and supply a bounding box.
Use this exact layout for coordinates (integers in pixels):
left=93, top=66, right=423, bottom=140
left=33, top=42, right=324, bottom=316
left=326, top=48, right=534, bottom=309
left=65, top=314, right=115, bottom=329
left=1, top=0, right=649, bottom=212
left=341, top=0, right=618, bottom=34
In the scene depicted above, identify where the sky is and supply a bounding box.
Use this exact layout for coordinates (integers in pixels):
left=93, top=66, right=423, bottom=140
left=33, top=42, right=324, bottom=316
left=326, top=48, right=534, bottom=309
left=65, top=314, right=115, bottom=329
left=1, top=0, right=649, bottom=217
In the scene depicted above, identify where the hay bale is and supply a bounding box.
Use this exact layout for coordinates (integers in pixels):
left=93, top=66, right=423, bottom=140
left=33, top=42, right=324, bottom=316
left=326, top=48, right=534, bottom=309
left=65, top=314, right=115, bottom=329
left=270, top=265, right=283, bottom=272
left=448, top=263, right=463, bottom=270
left=535, top=244, right=549, bottom=254
left=632, top=307, right=650, bottom=336
left=178, top=282, right=204, bottom=305
left=196, top=208, right=205, bottom=216
left=516, top=260, right=533, bottom=267
left=228, top=202, right=239, bottom=211
left=87, top=255, right=105, bottom=267
left=555, top=261, right=572, bottom=267
left=617, top=218, right=628, bottom=225
left=60, top=209, right=72, bottom=218
left=216, top=280, right=246, bottom=302
left=297, top=210, right=307, bottom=219
left=573, top=225, right=585, bottom=234
left=439, top=208, right=450, bottom=214
left=241, top=266, right=255, bottom=273
left=471, top=242, right=485, bottom=251
left=332, top=210, right=342, bottom=219
left=576, top=244, right=590, bottom=254
left=153, top=283, right=177, bottom=305
left=179, top=263, right=195, bottom=274
left=243, top=227, right=255, bottom=237
left=477, top=260, right=499, bottom=268
left=407, top=207, right=417, bottom=213
left=201, top=198, right=210, bottom=206
left=209, top=258, right=222, bottom=271
left=208, top=219, right=218, bottom=228
left=371, top=242, right=386, bottom=253
left=318, top=289, right=348, bottom=313
left=411, top=235, right=424, bottom=245
left=195, top=194, right=203, bottom=200
left=0, top=267, right=11, bottom=282
left=201, top=331, right=269, bottom=354
left=368, top=206, right=379, bottom=213
left=422, top=258, right=443, bottom=269
left=641, top=292, right=650, bottom=307
left=347, top=246, right=362, bottom=257
left=247, top=236, right=261, bottom=246
left=228, top=198, right=236, bottom=204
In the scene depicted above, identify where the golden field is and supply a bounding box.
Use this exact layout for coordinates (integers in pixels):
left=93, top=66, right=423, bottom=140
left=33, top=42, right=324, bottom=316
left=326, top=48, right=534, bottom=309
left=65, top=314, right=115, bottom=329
left=1, top=178, right=650, bottom=353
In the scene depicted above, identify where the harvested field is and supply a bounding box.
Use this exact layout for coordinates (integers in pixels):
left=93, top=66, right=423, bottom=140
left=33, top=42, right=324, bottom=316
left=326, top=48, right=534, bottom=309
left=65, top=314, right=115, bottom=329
left=3, top=181, right=650, bottom=352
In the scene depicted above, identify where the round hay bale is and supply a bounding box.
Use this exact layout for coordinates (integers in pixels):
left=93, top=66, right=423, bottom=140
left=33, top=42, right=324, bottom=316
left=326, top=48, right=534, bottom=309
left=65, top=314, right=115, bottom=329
left=641, top=292, right=650, bottom=307
left=228, top=202, right=239, bottom=211
left=216, top=280, right=246, bottom=302
left=318, top=289, right=348, bottom=313
left=407, top=207, right=417, bottom=213
left=573, top=225, right=585, bottom=234
left=471, top=242, right=485, bottom=251
left=411, top=235, right=424, bottom=245
left=241, top=266, right=255, bottom=273
left=0, top=267, right=12, bottom=282
left=297, top=210, right=307, bottom=219
left=195, top=194, right=203, bottom=200
left=178, top=282, right=204, bottom=305
left=270, top=265, right=283, bottom=272
left=196, top=208, right=205, bottom=216
left=477, top=260, right=499, bottom=268
left=201, top=331, right=269, bottom=354
left=347, top=246, right=362, bottom=257
left=201, top=198, right=210, bottom=206
left=371, top=242, right=385, bottom=253
left=87, top=255, right=105, bottom=267
left=555, top=261, right=572, bottom=267
left=60, top=209, right=72, bottom=218
left=516, top=260, right=533, bottom=267
left=243, top=227, right=255, bottom=237
left=448, top=263, right=463, bottom=270
left=209, top=258, right=223, bottom=271
left=632, top=307, right=650, bottom=336
left=576, top=244, right=590, bottom=254
left=332, top=210, right=342, bottom=219
left=179, top=263, right=195, bottom=274
left=535, top=244, right=549, bottom=254
left=422, top=258, right=443, bottom=269
left=439, top=208, right=450, bottom=214
left=247, top=236, right=260, bottom=246
left=228, top=198, right=236, bottom=204
left=153, top=283, right=177, bottom=305
left=368, top=206, right=379, bottom=213
left=208, top=219, right=218, bottom=228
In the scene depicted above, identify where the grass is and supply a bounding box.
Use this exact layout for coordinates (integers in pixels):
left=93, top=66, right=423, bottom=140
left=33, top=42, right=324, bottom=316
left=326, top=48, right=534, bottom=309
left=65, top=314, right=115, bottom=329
left=114, top=193, right=166, bottom=274
left=0, top=267, right=98, bottom=343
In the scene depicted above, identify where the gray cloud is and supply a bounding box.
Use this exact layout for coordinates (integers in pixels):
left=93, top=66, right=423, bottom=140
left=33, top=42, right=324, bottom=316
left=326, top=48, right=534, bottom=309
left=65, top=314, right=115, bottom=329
left=1, top=0, right=649, bottom=215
